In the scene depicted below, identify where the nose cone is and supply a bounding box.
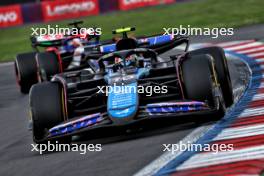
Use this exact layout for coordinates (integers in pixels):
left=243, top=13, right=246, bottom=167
left=107, top=82, right=138, bottom=123
left=108, top=106, right=137, bottom=119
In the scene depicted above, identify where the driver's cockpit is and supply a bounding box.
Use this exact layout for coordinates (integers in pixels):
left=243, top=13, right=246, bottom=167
left=104, top=53, right=151, bottom=74
left=98, top=49, right=157, bottom=85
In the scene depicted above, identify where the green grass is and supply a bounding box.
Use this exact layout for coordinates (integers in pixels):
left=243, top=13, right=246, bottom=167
left=1, top=0, right=264, bottom=62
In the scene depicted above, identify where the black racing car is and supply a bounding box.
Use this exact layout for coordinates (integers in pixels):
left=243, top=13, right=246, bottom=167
left=14, top=21, right=102, bottom=94
left=29, top=32, right=233, bottom=144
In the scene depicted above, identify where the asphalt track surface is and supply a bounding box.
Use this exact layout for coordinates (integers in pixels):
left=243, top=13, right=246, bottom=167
left=0, top=24, right=263, bottom=176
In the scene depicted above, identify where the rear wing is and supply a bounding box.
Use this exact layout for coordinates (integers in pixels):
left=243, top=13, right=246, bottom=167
left=98, top=34, right=189, bottom=54
left=30, top=35, right=66, bottom=50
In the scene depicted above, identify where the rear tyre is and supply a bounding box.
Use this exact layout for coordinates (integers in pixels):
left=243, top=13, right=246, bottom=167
left=14, top=52, right=38, bottom=94
left=29, top=82, right=70, bottom=144
left=181, top=54, right=225, bottom=118
left=190, top=47, right=233, bottom=107
left=36, top=52, right=61, bottom=82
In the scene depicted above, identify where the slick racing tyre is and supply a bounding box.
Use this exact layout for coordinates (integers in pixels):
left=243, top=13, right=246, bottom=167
left=14, top=52, right=38, bottom=94
left=36, top=52, right=61, bottom=82
left=30, top=82, right=70, bottom=144
left=190, top=47, right=234, bottom=107
left=181, top=54, right=225, bottom=118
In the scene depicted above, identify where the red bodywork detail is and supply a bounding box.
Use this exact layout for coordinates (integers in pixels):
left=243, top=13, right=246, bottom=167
left=45, top=47, right=63, bottom=72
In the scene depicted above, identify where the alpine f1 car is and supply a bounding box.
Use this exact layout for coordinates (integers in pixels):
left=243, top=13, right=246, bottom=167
left=14, top=21, right=101, bottom=94
left=29, top=30, right=234, bottom=144
left=15, top=26, right=187, bottom=94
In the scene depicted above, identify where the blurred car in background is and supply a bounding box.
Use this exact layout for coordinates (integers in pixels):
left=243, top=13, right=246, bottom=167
left=14, top=21, right=102, bottom=94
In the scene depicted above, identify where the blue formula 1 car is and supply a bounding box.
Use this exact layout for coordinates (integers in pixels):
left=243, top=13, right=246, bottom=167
left=29, top=28, right=234, bottom=144
left=14, top=26, right=177, bottom=94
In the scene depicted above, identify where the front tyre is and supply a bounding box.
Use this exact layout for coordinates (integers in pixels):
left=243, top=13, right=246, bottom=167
left=14, top=52, right=38, bottom=94
left=181, top=54, right=225, bottom=118
left=36, top=52, right=61, bottom=82
left=190, top=47, right=233, bottom=107
left=29, top=82, right=69, bottom=144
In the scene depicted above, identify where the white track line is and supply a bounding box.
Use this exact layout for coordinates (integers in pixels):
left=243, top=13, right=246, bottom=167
left=0, top=62, right=13, bottom=67
left=133, top=125, right=213, bottom=176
